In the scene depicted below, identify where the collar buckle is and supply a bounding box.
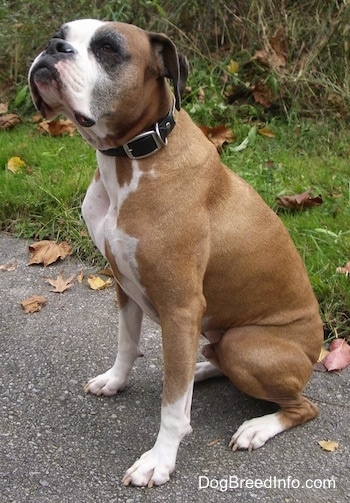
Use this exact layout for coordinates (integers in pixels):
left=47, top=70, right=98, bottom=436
left=122, top=122, right=167, bottom=160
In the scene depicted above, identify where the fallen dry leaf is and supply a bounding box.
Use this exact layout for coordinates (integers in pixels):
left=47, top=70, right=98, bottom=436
left=197, top=87, right=205, bottom=102
left=88, top=275, right=113, bottom=290
left=0, top=113, right=21, bottom=130
left=77, top=271, right=84, bottom=283
left=258, top=127, right=276, bottom=138
left=276, top=189, right=323, bottom=210
left=336, top=261, right=350, bottom=276
left=322, top=338, right=350, bottom=371
left=253, top=27, right=288, bottom=70
left=251, top=82, right=274, bottom=108
left=227, top=59, right=239, bottom=74
left=313, top=346, right=330, bottom=372
left=6, top=156, right=26, bottom=173
left=28, top=240, right=72, bottom=267
left=0, top=260, right=17, bottom=272
left=199, top=124, right=236, bottom=152
left=39, top=118, right=76, bottom=137
left=317, top=346, right=330, bottom=362
left=0, top=102, right=9, bottom=114
left=21, top=295, right=47, bottom=313
left=44, top=272, right=75, bottom=293
left=254, top=48, right=286, bottom=69
left=32, top=113, right=43, bottom=123
left=318, top=440, right=339, bottom=452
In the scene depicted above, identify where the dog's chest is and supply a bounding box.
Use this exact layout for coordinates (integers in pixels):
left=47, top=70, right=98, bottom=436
left=82, top=156, right=158, bottom=320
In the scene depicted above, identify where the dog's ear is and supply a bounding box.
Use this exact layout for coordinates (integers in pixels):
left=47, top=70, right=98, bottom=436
left=149, top=32, right=189, bottom=111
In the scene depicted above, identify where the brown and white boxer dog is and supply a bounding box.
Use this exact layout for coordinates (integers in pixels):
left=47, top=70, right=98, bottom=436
left=29, top=19, right=323, bottom=487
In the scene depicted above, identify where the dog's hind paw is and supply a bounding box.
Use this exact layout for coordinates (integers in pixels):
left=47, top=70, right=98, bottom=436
left=194, top=361, right=224, bottom=382
left=122, top=449, right=174, bottom=487
left=229, top=412, right=284, bottom=451
left=84, top=368, right=128, bottom=396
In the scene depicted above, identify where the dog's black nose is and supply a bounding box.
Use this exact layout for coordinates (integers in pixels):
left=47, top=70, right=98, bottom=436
left=46, top=38, right=76, bottom=55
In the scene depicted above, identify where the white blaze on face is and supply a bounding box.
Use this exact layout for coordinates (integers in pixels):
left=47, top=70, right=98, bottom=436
left=52, top=19, right=106, bottom=120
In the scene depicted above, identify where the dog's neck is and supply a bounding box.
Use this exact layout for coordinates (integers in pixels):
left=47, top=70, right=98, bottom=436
left=99, top=97, right=176, bottom=160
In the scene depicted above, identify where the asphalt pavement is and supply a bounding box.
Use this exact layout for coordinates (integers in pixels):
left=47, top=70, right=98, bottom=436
left=0, top=232, right=349, bottom=502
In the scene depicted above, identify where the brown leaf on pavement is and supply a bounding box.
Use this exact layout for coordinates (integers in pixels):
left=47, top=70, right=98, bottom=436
left=0, top=260, right=17, bottom=272
left=317, top=346, right=330, bottom=362
left=87, top=275, right=113, bottom=290
left=322, top=339, right=350, bottom=371
left=21, top=295, right=47, bottom=313
left=76, top=271, right=84, bottom=283
left=318, top=440, right=339, bottom=452
left=44, top=272, right=75, bottom=293
left=28, top=240, right=72, bottom=267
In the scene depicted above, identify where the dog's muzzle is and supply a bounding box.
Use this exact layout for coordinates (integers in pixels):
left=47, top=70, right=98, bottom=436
left=29, top=38, right=96, bottom=127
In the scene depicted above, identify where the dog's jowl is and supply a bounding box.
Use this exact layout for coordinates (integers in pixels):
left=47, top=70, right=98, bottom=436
left=29, top=19, right=323, bottom=487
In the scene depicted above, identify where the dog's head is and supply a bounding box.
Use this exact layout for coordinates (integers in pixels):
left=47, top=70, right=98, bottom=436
left=29, top=19, right=188, bottom=149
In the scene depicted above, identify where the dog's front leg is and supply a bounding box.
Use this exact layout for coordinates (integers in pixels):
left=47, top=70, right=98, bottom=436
left=85, top=285, right=143, bottom=396
left=122, top=302, right=203, bottom=487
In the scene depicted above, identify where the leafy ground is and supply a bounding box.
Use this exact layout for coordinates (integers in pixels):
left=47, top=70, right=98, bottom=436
left=0, top=59, right=349, bottom=341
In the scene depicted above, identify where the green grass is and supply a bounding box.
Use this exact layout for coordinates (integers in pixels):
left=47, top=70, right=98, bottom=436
left=0, top=122, right=100, bottom=261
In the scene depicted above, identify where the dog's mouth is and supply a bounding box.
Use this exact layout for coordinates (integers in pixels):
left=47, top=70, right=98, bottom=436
left=29, top=64, right=96, bottom=128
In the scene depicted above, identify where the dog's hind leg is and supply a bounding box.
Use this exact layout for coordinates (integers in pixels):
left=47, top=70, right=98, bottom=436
left=206, top=324, right=321, bottom=451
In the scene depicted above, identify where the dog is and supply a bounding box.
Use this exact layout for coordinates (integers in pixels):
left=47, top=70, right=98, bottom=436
left=29, top=19, right=323, bottom=487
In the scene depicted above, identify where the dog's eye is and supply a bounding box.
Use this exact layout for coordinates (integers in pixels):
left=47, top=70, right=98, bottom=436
left=101, top=43, right=115, bottom=54
left=91, top=31, right=129, bottom=69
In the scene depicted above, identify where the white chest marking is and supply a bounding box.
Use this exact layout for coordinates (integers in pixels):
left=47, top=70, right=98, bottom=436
left=83, top=154, right=158, bottom=320
left=85, top=153, right=143, bottom=254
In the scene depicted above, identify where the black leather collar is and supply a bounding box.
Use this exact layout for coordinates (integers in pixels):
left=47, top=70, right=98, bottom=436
left=99, top=100, right=176, bottom=160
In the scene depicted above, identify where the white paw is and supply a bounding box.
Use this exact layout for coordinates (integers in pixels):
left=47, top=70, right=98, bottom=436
left=122, top=449, right=174, bottom=487
left=84, top=368, right=128, bottom=396
left=229, top=412, right=284, bottom=451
